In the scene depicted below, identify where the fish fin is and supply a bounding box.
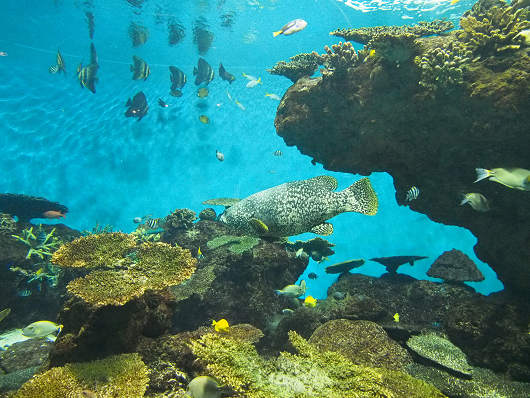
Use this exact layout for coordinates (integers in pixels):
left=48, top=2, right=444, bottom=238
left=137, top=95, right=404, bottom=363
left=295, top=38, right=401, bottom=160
left=273, top=30, right=282, bottom=37
left=249, top=218, right=269, bottom=234
left=300, top=280, right=306, bottom=290
left=343, top=177, right=378, bottom=215
left=310, top=222, right=333, bottom=236
left=474, top=168, right=492, bottom=183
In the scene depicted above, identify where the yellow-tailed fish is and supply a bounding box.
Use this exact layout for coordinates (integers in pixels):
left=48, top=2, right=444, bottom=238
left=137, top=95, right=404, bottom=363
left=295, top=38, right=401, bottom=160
left=246, top=77, right=261, bottom=88
left=460, top=193, right=490, bottom=212
left=22, top=320, right=63, bottom=338
left=393, top=313, right=400, bottom=322
left=265, top=93, right=281, bottom=101
left=275, top=280, right=306, bottom=298
left=303, top=296, right=317, bottom=308
left=212, top=318, right=229, bottom=333
left=197, top=247, right=204, bottom=259
left=474, top=168, right=530, bottom=191
left=273, top=19, right=307, bottom=37
left=187, top=375, right=222, bottom=398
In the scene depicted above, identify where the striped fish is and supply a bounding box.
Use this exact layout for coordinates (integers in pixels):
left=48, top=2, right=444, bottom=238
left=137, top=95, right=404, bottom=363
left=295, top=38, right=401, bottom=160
left=49, top=65, right=59, bottom=74
left=56, top=49, right=66, bottom=74
left=145, top=217, right=162, bottom=229
left=131, top=55, right=150, bottom=80
left=273, top=150, right=283, bottom=157
left=405, top=186, right=420, bottom=202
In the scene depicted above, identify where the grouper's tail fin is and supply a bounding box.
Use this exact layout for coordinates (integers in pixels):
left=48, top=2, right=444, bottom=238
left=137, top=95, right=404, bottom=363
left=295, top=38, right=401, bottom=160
left=343, top=178, right=378, bottom=215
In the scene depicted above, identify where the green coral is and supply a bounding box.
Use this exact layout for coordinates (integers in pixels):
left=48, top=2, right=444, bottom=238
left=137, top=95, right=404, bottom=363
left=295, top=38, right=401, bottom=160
left=12, top=225, right=62, bottom=260
left=190, top=331, right=446, bottom=397
left=415, top=42, right=473, bottom=93
left=53, top=233, right=197, bottom=307
left=14, top=353, right=149, bottom=398
left=170, top=263, right=217, bottom=302
left=455, top=0, right=530, bottom=56
left=330, top=20, right=454, bottom=44
left=52, top=232, right=136, bottom=268
left=267, top=52, right=323, bottom=82
left=206, top=234, right=260, bottom=254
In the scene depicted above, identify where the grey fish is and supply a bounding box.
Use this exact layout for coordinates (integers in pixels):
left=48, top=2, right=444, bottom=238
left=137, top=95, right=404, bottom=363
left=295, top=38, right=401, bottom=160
left=370, top=255, right=428, bottom=274
left=210, top=175, right=378, bottom=237
left=131, top=56, right=150, bottom=80
left=169, top=66, right=186, bottom=96
left=193, top=57, right=214, bottom=85
left=125, top=91, right=148, bottom=121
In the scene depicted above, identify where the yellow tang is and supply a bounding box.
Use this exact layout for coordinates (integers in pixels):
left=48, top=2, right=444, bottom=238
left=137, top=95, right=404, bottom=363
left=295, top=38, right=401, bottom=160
left=212, top=318, right=229, bottom=333
left=303, top=296, right=317, bottom=308
left=393, top=313, right=400, bottom=323
left=197, top=87, right=209, bottom=98
left=199, top=115, right=210, bottom=124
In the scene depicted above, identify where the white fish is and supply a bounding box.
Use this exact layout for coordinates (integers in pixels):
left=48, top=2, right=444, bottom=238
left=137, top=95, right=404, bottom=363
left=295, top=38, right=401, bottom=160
left=242, top=73, right=257, bottom=81
left=273, top=19, right=307, bottom=37
left=406, top=186, right=420, bottom=201
left=265, top=93, right=281, bottom=100
left=246, top=77, right=262, bottom=88
left=216, top=150, right=225, bottom=162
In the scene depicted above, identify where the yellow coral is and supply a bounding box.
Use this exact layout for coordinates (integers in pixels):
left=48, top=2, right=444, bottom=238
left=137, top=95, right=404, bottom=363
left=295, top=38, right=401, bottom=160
left=14, top=353, right=149, bottom=398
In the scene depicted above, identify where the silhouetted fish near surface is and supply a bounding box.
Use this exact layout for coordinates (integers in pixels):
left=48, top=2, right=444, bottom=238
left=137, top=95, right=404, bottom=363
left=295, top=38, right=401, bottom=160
left=158, top=98, right=169, bottom=108
left=219, top=63, right=235, bottom=83
left=370, top=256, right=428, bottom=274
left=193, top=57, right=214, bottom=85
left=169, top=66, right=186, bottom=96
left=85, top=11, right=95, bottom=39
left=193, top=18, right=214, bottom=54
left=325, top=259, right=365, bottom=274
left=77, top=43, right=98, bottom=93
left=129, top=22, right=149, bottom=46
left=131, top=56, right=150, bottom=80
left=168, top=20, right=185, bottom=46
left=125, top=91, right=148, bottom=121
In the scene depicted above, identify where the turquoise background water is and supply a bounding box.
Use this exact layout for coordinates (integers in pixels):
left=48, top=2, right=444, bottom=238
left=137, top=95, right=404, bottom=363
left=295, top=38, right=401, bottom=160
left=0, top=0, right=503, bottom=297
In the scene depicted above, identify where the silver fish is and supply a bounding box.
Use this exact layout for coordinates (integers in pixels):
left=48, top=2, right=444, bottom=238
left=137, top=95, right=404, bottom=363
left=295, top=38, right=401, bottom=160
left=406, top=186, right=419, bottom=202
left=210, top=175, right=378, bottom=237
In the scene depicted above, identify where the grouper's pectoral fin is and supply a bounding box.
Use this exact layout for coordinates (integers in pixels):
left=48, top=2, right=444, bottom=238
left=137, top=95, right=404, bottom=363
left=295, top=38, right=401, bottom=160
left=249, top=218, right=269, bottom=234
left=310, top=222, right=333, bottom=236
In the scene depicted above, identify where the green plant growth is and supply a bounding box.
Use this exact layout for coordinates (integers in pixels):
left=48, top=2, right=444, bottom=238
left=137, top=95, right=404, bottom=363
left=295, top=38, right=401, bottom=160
left=189, top=331, right=447, bottom=398
left=14, top=353, right=149, bottom=398
left=11, top=225, right=62, bottom=260
left=206, top=235, right=260, bottom=254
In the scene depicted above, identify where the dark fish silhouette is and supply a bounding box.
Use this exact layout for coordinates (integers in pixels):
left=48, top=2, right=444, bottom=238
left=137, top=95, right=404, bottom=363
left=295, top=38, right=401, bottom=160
left=370, top=256, right=428, bottom=274
left=168, top=20, right=185, bottom=46
left=131, top=56, right=150, bottom=80
left=307, top=272, right=318, bottom=280
left=325, top=259, right=365, bottom=274
left=85, top=11, right=95, bottom=39
left=193, top=18, right=214, bottom=54
left=77, top=43, right=98, bottom=93
left=129, top=22, right=149, bottom=46
left=125, top=91, right=148, bottom=121
left=193, top=58, right=214, bottom=86
left=169, top=66, right=186, bottom=96
left=219, top=63, right=235, bottom=83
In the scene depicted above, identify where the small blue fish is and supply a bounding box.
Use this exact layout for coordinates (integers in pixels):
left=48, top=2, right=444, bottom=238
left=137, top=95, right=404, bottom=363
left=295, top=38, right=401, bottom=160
left=406, top=186, right=420, bottom=202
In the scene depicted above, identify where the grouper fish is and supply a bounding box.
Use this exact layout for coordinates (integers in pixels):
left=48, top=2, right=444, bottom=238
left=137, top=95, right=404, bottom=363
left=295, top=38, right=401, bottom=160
left=203, top=175, right=378, bottom=237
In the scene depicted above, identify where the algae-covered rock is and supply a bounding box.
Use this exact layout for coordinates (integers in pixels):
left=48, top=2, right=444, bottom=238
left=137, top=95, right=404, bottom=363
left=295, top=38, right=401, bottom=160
left=206, top=234, right=260, bottom=254
left=407, top=333, right=473, bottom=377
left=308, top=319, right=412, bottom=370
left=14, top=353, right=149, bottom=398
left=427, top=249, right=484, bottom=283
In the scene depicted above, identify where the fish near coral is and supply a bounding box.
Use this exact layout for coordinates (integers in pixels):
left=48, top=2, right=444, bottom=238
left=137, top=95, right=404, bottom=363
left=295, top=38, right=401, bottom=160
left=187, top=375, right=222, bottom=398
left=303, top=295, right=317, bottom=307
left=275, top=280, right=306, bottom=298
left=22, top=320, right=62, bottom=338
left=474, top=168, right=530, bottom=191
left=42, top=210, right=66, bottom=219
left=207, top=175, right=378, bottom=238
left=212, top=318, right=229, bottom=333
left=460, top=193, right=490, bottom=212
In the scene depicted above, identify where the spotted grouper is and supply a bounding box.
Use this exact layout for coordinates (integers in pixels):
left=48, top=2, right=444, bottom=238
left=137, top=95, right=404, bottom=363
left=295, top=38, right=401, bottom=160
left=204, top=175, right=378, bottom=237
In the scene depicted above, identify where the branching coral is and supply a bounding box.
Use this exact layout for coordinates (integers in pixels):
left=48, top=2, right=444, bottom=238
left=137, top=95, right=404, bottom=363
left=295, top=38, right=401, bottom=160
left=53, top=233, right=197, bottom=307
left=12, top=225, right=63, bottom=260
left=189, top=331, right=447, bottom=397
left=415, top=42, right=472, bottom=93
left=14, top=353, right=149, bottom=398
left=267, top=53, right=323, bottom=82
left=52, top=232, right=136, bottom=268
left=455, top=0, right=530, bottom=56
left=330, top=20, right=454, bottom=44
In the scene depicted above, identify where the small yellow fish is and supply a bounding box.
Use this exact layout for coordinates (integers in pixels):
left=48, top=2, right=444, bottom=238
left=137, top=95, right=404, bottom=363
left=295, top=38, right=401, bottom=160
left=212, top=318, right=229, bottom=333
left=197, top=87, right=209, bottom=98
left=304, top=296, right=317, bottom=308
left=393, top=313, right=400, bottom=322
left=475, top=168, right=530, bottom=191
left=22, top=320, right=63, bottom=338
left=199, top=115, right=210, bottom=124
left=197, top=247, right=204, bottom=259
left=450, top=0, right=460, bottom=4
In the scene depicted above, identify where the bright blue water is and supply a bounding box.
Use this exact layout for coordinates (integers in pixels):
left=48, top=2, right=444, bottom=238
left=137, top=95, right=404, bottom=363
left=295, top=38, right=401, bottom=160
left=0, top=0, right=502, bottom=297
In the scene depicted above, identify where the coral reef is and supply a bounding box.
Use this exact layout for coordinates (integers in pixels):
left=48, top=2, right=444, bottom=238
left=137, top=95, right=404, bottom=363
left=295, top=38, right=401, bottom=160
left=206, top=234, right=260, bottom=254
left=317, top=41, right=360, bottom=78
left=163, top=208, right=197, bottom=242
left=11, top=225, right=62, bottom=260
left=0, top=213, right=16, bottom=236
left=456, top=0, right=530, bottom=56
left=427, top=249, right=484, bottom=283
left=14, top=353, right=148, bottom=398
left=198, top=207, right=216, bottom=221
left=0, top=193, right=68, bottom=222
left=331, top=20, right=454, bottom=44
left=308, top=319, right=412, bottom=370
left=267, top=52, right=323, bottom=82
left=189, top=330, right=445, bottom=397
left=407, top=333, right=473, bottom=377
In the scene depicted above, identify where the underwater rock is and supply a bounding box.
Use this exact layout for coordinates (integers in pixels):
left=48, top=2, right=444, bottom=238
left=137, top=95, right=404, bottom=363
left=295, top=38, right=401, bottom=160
left=0, top=339, right=53, bottom=373
left=427, top=249, right=484, bottom=283
left=275, top=4, right=530, bottom=299
left=198, top=207, right=216, bottom=221
left=268, top=52, right=323, bottom=82
left=308, top=319, right=412, bottom=370
left=407, top=333, right=473, bottom=377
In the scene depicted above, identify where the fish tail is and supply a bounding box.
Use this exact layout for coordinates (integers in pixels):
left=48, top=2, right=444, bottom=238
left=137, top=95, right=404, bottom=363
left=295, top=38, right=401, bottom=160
left=272, top=30, right=282, bottom=37
left=459, top=195, right=470, bottom=206
left=342, top=178, right=378, bottom=215
left=474, top=168, right=492, bottom=183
